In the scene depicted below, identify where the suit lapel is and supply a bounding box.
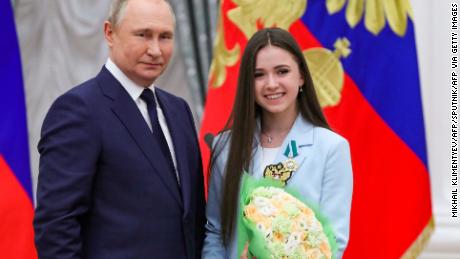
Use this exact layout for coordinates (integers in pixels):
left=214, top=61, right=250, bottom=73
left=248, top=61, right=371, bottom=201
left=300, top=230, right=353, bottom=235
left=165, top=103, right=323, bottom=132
left=156, top=89, right=191, bottom=215
left=97, top=68, right=183, bottom=206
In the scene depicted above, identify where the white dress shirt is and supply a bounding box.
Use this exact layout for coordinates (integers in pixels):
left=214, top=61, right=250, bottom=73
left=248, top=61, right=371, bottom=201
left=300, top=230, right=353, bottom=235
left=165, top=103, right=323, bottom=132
left=260, top=146, right=280, bottom=175
left=105, top=58, right=180, bottom=183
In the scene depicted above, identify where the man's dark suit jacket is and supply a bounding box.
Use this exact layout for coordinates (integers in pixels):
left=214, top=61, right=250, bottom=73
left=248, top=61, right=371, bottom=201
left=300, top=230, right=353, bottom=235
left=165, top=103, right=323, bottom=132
left=34, top=67, right=206, bottom=259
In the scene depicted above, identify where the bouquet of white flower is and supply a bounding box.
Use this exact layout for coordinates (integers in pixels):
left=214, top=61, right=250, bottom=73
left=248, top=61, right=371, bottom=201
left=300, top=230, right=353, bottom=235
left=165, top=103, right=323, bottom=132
left=238, top=173, right=336, bottom=259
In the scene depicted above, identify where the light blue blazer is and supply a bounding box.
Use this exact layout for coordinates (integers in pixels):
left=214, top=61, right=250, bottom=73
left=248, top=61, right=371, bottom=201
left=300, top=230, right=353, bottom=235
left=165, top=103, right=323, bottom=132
left=202, top=115, right=353, bottom=259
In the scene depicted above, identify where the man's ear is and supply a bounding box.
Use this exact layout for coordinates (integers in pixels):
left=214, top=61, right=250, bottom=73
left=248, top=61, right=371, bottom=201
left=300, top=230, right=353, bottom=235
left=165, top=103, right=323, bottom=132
left=104, top=21, right=114, bottom=48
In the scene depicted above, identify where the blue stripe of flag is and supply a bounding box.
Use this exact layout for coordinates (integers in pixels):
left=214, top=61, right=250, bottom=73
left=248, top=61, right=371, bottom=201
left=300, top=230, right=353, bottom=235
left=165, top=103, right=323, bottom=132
left=0, top=1, right=33, bottom=200
left=302, top=1, right=428, bottom=166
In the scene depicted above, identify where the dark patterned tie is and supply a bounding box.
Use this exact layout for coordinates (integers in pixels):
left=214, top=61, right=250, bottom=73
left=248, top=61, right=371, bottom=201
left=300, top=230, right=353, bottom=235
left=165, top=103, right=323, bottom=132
left=140, top=88, right=177, bottom=181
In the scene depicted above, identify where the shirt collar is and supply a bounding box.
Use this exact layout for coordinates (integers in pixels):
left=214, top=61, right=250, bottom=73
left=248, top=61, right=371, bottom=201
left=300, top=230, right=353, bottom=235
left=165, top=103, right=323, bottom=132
left=105, top=58, right=155, bottom=101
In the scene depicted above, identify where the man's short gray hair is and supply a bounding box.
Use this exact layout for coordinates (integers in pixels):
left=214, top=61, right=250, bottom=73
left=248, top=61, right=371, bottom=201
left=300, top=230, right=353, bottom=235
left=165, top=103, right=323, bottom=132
left=107, top=0, right=176, bottom=27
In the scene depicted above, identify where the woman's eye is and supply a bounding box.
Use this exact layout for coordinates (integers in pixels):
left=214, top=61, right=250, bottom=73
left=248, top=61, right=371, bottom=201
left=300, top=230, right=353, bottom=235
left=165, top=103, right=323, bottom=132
left=278, top=69, right=289, bottom=75
left=254, top=72, right=264, bottom=78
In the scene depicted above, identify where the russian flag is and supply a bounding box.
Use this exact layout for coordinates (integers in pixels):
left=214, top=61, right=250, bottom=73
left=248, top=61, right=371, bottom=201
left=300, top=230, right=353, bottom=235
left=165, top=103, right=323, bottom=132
left=0, top=1, right=37, bottom=258
left=199, top=0, right=433, bottom=257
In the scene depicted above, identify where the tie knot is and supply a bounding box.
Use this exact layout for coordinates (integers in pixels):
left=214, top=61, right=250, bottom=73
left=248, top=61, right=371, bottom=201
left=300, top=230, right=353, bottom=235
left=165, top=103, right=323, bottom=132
left=140, top=88, right=156, bottom=106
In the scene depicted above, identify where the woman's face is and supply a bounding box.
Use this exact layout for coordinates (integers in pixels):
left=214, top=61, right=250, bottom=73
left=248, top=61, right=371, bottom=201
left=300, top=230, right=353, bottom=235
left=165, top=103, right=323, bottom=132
left=254, top=45, right=304, bottom=118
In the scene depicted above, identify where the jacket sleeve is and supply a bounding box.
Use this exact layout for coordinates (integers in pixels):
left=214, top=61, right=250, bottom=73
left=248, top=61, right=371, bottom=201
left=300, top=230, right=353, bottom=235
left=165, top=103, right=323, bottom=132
left=183, top=100, right=206, bottom=258
left=320, top=138, right=353, bottom=259
left=34, top=92, right=100, bottom=259
left=201, top=137, right=227, bottom=258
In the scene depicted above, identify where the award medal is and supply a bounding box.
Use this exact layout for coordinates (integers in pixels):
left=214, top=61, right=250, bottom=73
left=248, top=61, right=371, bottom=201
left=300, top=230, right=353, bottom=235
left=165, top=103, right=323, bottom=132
left=263, top=140, right=299, bottom=186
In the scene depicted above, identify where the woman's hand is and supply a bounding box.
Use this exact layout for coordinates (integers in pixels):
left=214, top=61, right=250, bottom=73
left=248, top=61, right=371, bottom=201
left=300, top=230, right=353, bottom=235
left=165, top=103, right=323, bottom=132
left=240, top=242, right=256, bottom=259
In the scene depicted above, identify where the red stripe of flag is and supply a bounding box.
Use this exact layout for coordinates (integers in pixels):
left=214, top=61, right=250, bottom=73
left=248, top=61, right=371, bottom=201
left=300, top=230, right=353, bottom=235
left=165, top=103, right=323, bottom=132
left=294, top=18, right=432, bottom=258
left=326, top=75, right=432, bottom=258
left=0, top=156, right=37, bottom=259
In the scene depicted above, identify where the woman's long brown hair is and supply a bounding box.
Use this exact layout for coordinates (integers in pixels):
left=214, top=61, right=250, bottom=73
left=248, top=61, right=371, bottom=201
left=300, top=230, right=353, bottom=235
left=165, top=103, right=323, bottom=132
left=209, top=27, right=330, bottom=246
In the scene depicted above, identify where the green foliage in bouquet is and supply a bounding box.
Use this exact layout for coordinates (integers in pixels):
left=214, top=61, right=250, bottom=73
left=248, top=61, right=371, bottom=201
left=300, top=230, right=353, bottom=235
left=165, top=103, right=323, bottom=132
left=237, top=172, right=338, bottom=259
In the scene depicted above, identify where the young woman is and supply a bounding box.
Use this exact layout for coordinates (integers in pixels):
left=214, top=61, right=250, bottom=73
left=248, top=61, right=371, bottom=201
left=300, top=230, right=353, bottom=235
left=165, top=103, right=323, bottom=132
left=202, top=28, right=353, bottom=259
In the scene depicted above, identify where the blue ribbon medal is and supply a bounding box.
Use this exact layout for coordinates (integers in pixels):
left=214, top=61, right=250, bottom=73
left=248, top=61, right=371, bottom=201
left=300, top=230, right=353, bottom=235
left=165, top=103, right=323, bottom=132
left=282, top=140, right=299, bottom=172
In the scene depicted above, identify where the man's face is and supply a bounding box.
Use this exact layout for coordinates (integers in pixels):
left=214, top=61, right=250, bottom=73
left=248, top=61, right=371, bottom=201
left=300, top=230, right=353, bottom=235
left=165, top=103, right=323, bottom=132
left=105, top=0, right=175, bottom=87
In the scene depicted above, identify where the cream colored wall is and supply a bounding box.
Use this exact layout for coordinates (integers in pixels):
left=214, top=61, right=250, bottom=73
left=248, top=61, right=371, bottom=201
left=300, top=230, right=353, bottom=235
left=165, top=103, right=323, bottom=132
left=415, top=0, right=460, bottom=258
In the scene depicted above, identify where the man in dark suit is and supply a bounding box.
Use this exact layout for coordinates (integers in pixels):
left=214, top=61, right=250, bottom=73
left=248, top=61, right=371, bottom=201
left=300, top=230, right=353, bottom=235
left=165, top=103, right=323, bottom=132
left=33, top=0, right=205, bottom=258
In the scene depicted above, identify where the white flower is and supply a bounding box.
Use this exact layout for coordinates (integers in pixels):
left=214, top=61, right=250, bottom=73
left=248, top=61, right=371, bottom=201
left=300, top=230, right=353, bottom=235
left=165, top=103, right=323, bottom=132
left=244, top=186, right=332, bottom=258
left=253, top=196, right=277, bottom=216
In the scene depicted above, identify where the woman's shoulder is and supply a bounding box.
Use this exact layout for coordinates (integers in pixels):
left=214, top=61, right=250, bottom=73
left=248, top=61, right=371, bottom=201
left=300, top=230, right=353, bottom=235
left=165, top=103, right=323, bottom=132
left=295, top=116, right=348, bottom=146
left=313, top=125, right=350, bottom=148
left=212, top=130, right=231, bottom=149
left=210, top=130, right=232, bottom=162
